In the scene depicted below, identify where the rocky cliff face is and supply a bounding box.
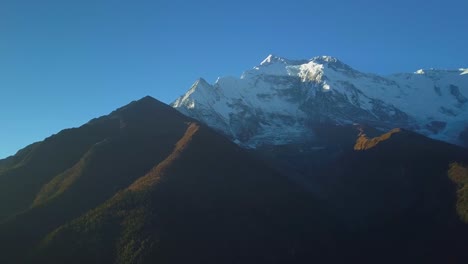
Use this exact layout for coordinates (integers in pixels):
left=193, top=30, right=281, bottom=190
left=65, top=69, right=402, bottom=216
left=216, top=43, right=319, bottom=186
left=172, top=55, right=468, bottom=147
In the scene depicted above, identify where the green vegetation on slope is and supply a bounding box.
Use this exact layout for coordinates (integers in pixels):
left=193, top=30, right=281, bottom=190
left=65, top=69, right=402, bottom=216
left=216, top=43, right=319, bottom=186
left=448, top=163, right=468, bottom=223
left=32, top=121, right=340, bottom=264
left=0, top=118, right=120, bottom=222
left=2, top=97, right=468, bottom=264
left=256, top=125, right=468, bottom=263
left=0, top=97, right=194, bottom=262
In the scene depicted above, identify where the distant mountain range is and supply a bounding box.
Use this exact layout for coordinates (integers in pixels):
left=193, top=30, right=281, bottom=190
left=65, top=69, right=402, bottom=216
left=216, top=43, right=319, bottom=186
left=173, top=55, right=468, bottom=147
left=1, top=55, right=468, bottom=263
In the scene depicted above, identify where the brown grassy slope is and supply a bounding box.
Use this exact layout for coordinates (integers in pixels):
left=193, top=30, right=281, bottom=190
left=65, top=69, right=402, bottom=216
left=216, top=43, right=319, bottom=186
left=128, top=122, right=200, bottom=191
left=354, top=128, right=401, bottom=150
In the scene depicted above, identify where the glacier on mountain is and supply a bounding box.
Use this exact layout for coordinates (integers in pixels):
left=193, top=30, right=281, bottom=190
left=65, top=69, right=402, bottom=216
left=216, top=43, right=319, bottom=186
left=172, top=55, right=468, bottom=147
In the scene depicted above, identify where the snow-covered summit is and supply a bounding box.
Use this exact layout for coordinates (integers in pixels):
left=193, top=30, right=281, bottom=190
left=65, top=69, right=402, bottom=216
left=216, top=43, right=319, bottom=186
left=260, top=54, right=344, bottom=66
left=245, top=55, right=351, bottom=78
left=172, top=55, right=468, bottom=148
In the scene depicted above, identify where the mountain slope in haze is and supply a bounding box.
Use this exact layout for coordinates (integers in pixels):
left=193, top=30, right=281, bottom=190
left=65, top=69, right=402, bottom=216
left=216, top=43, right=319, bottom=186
left=0, top=96, right=340, bottom=264
left=173, top=55, right=468, bottom=147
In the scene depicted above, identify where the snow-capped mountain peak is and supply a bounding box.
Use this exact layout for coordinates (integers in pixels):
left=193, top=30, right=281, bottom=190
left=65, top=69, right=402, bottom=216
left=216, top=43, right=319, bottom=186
left=259, top=54, right=285, bottom=65
left=172, top=55, right=468, bottom=148
left=310, top=55, right=343, bottom=65
left=259, top=54, right=309, bottom=66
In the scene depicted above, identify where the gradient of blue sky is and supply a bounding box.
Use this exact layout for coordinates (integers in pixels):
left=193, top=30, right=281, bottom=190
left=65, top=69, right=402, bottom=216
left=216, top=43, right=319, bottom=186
left=1, top=0, right=467, bottom=158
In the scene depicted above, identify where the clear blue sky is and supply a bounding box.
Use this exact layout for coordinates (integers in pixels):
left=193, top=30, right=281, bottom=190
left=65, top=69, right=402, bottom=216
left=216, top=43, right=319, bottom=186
left=1, top=0, right=467, bottom=158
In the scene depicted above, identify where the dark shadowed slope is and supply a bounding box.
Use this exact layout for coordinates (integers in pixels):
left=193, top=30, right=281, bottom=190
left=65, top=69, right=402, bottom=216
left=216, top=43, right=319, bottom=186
left=0, top=96, right=191, bottom=261
left=0, top=116, right=120, bottom=221
left=255, top=126, right=468, bottom=263
left=2, top=96, right=468, bottom=263
left=32, top=121, right=340, bottom=264
left=0, top=96, right=194, bottom=222
left=0, top=96, right=339, bottom=264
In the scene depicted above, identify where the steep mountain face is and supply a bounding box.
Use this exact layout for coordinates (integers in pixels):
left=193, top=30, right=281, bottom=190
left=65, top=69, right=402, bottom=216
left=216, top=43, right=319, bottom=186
left=1, top=96, right=468, bottom=263
left=0, top=97, right=195, bottom=261
left=251, top=126, right=468, bottom=263
left=172, top=55, right=468, bottom=147
left=320, top=129, right=468, bottom=263
left=0, top=96, right=340, bottom=264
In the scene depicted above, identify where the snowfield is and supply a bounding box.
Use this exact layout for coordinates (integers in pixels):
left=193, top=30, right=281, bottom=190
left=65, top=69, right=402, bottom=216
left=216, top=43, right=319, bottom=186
left=172, top=55, right=468, bottom=147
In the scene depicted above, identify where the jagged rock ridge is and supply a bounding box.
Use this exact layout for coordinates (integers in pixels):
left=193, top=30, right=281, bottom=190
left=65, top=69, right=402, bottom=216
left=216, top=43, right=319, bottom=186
left=173, top=55, right=468, bottom=147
